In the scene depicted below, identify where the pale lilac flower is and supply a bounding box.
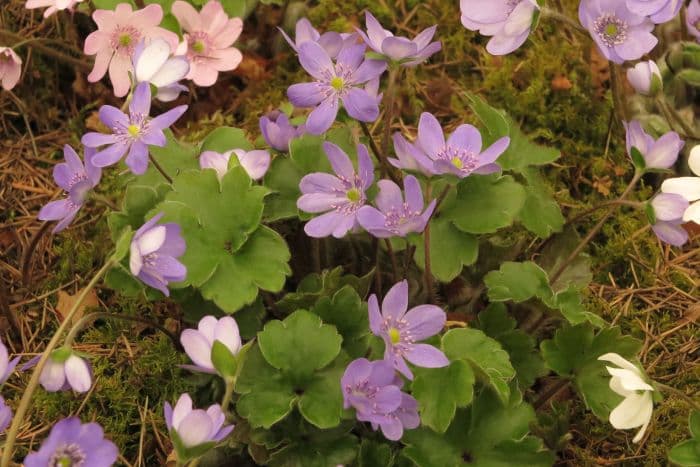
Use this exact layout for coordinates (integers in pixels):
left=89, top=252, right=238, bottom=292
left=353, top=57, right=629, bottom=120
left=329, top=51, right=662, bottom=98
left=624, top=120, right=683, bottom=169
left=358, top=12, right=441, bottom=66
left=199, top=149, right=271, bottom=181
left=626, top=60, right=662, bottom=96
left=405, top=112, right=510, bottom=178
left=129, top=213, right=186, bottom=296
left=23, top=417, right=118, bottom=467
left=22, top=350, right=92, bottom=393
left=172, top=0, right=243, bottom=87
left=38, top=145, right=101, bottom=233
left=460, top=0, right=539, bottom=55
left=81, top=82, right=187, bottom=175
left=279, top=17, right=346, bottom=58
left=287, top=41, right=386, bottom=135
left=390, top=133, right=433, bottom=176
left=297, top=142, right=374, bottom=238
left=0, top=47, right=22, bottom=91
left=84, top=3, right=178, bottom=97
left=371, top=393, right=420, bottom=441
left=579, top=0, right=657, bottom=64
left=0, top=397, right=11, bottom=433
left=25, top=0, right=83, bottom=18
left=369, top=280, right=449, bottom=380
left=357, top=175, right=436, bottom=238
left=687, top=0, right=700, bottom=41
left=259, top=110, right=305, bottom=152
left=648, top=193, right=689, bottom=246
left=661, top=145, right=700, bottom=225
left=626, top=0, right=681, bottom=24
left=164, top=394, right=234, bottom=452
left=180, top=316, right=241, bottom=375
left=133, top=38, right=190, bottom=102
left=0, top=338, right=19, bottom=385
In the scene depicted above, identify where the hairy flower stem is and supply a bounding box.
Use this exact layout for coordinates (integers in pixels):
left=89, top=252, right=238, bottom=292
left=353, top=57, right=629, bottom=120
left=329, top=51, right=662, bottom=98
left=549, top=171, right=642, bottom=285
left=359, top=121, right=400, bottom=184
left=382, top=67, right=399, bottom=157
left=655, top=382, right=700, bottom=411
left=1, top=259, right=115, bottom=467
left=423, top=183, right=435, bottom=304
left=564, top=199, right=644, bottom=227
left=540, top=8, right=588, bottom=34
left=6, top=90, right=38, bottom=159
left=384, top=239, right=399, bottom=282
left=63, top=312, right=181, bottom=350
left=21, top=221, right=52, bottom=287
left=609, top=63, right=628, bottom=122
left=656, top=97, right=699, bottom=140
left=149, top=154, right=174, bottom=184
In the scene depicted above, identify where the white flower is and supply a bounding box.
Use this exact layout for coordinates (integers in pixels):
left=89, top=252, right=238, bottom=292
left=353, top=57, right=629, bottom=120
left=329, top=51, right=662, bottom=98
left=133, top=38, right=190, bottom=102
left=598, top=353, right=654, bottom=443
left=661, top=145, right=700, bottom=224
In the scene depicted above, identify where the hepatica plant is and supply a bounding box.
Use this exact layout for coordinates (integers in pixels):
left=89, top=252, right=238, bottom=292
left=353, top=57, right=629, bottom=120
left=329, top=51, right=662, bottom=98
left=5, top=1, right=700, bottom=467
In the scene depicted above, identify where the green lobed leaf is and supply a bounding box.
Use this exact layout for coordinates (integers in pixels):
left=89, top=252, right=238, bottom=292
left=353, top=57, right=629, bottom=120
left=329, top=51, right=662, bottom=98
left=358, top=440, right=394, bottom=467
left=412, top=216, right=478, bottom=282
left=263, top=156, right=305, bottom=221
left=537, top=228, right=593, bottom=293
left=311, top=286, right=369, bottom=358
left=668, top=440, right=700, bottom=466
left=111, top=226, right=133, bottom=262
left=200, top=126, right=253, bottom=153
left=518, top=169, right=564, bottom=239
left=484, top=261, right=552, bottom=303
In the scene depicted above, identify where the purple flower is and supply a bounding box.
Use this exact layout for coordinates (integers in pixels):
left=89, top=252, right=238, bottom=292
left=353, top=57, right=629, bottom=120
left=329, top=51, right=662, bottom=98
left=38, top=145, right=101, bottom=233
left=687, top=0, right=700, bottom=41
left=81, top=82, right=187, bottom=174
left=626, top=0, right=682, bottom=24
left=624, top=120, right=683, bottom=169
left=460, top=0, right=539, bottom=55
left=579, top=0, right=657, bottom=64
left=369, top=280, right=449, bottom=379
left=180, top=316, right=241, bottom=375
left=23, top=417, right=118, bottom=467
left=0, top=397, right=11, bottom=433
left=279, top=17, right=347, bottom=59
left=390, top=133, right=433, bottom=176
left=22, top=349, right=92, bottom=393
left=259, top=110, right=305, bottom=152
left=164, top=393, right=234, bottom=453
left=297, top=142, right=374, bottom=238
left=649, top=193, right=689, bottom=246
left=199, top=149, right=271, bottom=181
left=0, top=337, right=20, bottom=385
left=129, top=212, right=187, bottom=296
left=371, top=392, right=420, bottom=441
left=287, top=41, right=386, bottom=135
left=398, top=112, right=510, bottom=178
left=626, top=60, right=662, bottom=96
left=357, top=175, right=436, bottom=238
left=357, top=12, right=441, bottom=66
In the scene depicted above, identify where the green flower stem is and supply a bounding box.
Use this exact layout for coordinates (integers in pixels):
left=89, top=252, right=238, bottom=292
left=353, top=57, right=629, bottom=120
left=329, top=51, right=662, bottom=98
left=656, top=97, right=698, bottom=141
left=1, top=259, right=115, bottom=467
left=382, top=67, right=400, bottom=157
left=384, top=239, right=399, bottom=282
left=21, top=221, right=52, bottom=287
left=63, top=311, right=180, bottom=350
left=149, top=153, right=174, bottom=184
left=540, top=8, right=588, bottom=35
left=423, top=182, right=435, bottom=303
left=655, top=382, right=700, bottom=412
left=221, top=377, right=236, bottom=413
left=564, top=199, right=644, bottom=228
left=359, top=121, right=400, bottom=184
left=433, top=183, right=453, bottom=213
left=609, top=63, right=628, bottom=122
left=549, top=170, right=642, bottom=285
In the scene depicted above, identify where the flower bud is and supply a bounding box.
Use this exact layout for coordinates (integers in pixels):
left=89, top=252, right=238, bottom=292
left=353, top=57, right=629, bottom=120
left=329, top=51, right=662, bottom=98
left=626, top=60, right=662, bottom=96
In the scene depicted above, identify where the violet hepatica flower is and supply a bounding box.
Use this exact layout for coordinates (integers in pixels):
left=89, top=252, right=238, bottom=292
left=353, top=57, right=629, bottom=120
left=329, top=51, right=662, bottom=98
left=84, top=3, right=178, bottom=97
left=0, top=47, right=22, bottom=91
left=22, top=348, right=92, bottom=393
left=579, top=0, right=657, bottom=64
left=460, top=0, right=539, bottom=55
left=129, top=212, right=187, bottom=296
left=81, top=82, right=187, bottom=175
left=133, top=38, right=190, bottom=102
left=297, top=142, right=374, bottom=238
left=687, top=0, right=700, bottom=41
left=180, top=315, right=242, bottom=375
left=624, top=120, right=683, bottom=170
left=369, top=280, right=449, bottom=379
left=38, top=145, right=101, bottom=233
left=626, top=60, right=662, bottom=96
left=0, top=397, right=11, bottom=433
left=199, top=149, right=271, bottom=181
left=287, top=41, right=387, bottom=135
left=358, top=11, right=441, bottom=66
left=341, top=358, right=419, bottom=441
left=661, top=145, right=700, bottom=225
left=0, top=338, right=19, bottom=385
left=626, top=0, right=681, bottom=24
left=25, top=0, right=83, bottom=18
left=259, top=110, right=305, bottom=152
left=405, top=112, right=510, bottom=178
left=165, top=393, right=234, bottom=454
left=357, top=175, right=436, bottom=238
left=648, top=193, right=689, bottom=246
left=23, top=417, right=118, bottom=467
left=172, top=0, right=243, bottom=87
left=280, top=17, right=346, bottom=59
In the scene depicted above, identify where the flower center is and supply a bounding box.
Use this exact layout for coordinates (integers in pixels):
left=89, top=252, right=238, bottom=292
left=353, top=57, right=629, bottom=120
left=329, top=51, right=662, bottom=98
left=110, top=26, right=141, bottom=54
left=451, top=157, right=463, bottom=169
left=193, top=40, right=206, bottom=54
left=346, top=188, right=361, bottom=202
left=49, top=443, right=86, bottom=467
left=593, top=14, right=628, bottom=47
left=388, top=328, right=401, bottom=344
left=119, top=34, right=131, bottom=46
left=127, top=124, right=140, bottom=137
left=330, top=76, right=345, bottom=91
left=437, top=145, right=479, bottom=174
left=384, top=203, right=422, bottom=234
left=187, top=32, right=211, bottom=59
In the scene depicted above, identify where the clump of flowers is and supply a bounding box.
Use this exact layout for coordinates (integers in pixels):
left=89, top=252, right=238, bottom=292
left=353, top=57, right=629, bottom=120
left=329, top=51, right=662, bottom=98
left=0, top=47, right=22, bottom=91
left=460, top=0, right=540, bottom=55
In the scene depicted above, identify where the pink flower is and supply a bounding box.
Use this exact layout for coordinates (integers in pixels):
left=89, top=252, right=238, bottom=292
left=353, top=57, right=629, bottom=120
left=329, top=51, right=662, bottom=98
left=84, top=3, right=178, bottom=97
left=172, top=0, right=243, bottom=87
left=25, top=0, right=82, bottom=18
left=0, top=47, right=22, bottom=91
